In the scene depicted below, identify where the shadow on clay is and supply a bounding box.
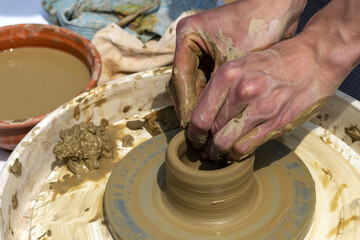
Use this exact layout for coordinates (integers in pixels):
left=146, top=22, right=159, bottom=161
left=156, top=162, right=166, bottom=193
left=253, top=139, right=292, bottom=172
left=51, top=157, right=67, bottom=171
left=150, top=89, right=173, bottom=110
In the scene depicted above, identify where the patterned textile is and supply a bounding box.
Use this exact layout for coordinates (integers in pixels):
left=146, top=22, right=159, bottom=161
left=297, top=0, right=360, bottom=100
left=42, top=0, right=216, bottom=41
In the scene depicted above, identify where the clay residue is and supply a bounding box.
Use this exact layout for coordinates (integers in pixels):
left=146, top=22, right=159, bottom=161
left=316, top=114, right=323, bottom=121
left=89, top=195, right=104, bottom=223
left=330, top=184, right=347, bottom=212
left=12, top=193, right=18, bottom=210
left=122, top=135, right=134, bottom=147
left=122, top=105, right=131, bottom=113
left=95, top=98, right=106, bottom=108
left=320, top=168, right=333, bottom=188
left=37, top=229, right=51, bottom=240
left=9, top=158, right=22, bottom=176
left=248, top=18, right=268, bottom=49
left=144, top=106, right=180, bottom=136
left=49, top=153, right=118, bottom=201
left=215, top=29, right=244, bottom=61
left=345, top=125, right=360, bottom=142
left=327, top=215, right=359, bottom=237
left=53, top=119, right=113, bottom=176
left=74, top=106, right=80, bottom=121
left=126, top=120, right=143, bottom=130
left=11, top=119, right=27, bottom=123
left=153, top=68, right=168, bottom=75
left=49, top=122, right=126, bottom=201
left=324, top=113, right=330, bottom=121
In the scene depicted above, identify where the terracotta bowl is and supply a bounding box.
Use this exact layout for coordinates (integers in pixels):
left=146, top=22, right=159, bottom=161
left=0, top=24, right=101, bottom=150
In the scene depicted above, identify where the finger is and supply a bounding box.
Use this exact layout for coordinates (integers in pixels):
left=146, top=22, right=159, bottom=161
left=227, top=96, right=332, bottom=161
left=226, top=120, right=289, bottom=161
left=168, top=76, right=180, bottom=119
left=172, top=36, right=201, bottom=127
left=210, top=71, right=266, bottom=135
left=188, top=63, right=241, bottom=148
left=204, top=107, right=266, bottom=161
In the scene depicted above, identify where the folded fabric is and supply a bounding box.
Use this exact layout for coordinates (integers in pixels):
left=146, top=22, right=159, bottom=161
left=92, top=11, right=197, bottom=85
left=42, top=0, right=217, bottom=41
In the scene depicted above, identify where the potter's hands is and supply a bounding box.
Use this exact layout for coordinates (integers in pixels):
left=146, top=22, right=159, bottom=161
left=188, top=38, right=341, bottom=162
left=169, top=0, right=307, bottom=127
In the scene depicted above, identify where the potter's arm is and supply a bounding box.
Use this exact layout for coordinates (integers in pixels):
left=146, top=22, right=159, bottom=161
left=297, top=0, right=360, bottom=86
left=180, top=0, right=360, bottom=162
left=169, top=0, right=307, bottom=128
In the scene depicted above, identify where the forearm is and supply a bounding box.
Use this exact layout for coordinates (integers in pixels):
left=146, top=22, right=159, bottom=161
left=298, top=0, right=360, bottom=85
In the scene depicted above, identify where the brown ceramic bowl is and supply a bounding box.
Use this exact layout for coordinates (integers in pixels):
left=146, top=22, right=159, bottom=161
left=0, top=24, right=101, bottom=150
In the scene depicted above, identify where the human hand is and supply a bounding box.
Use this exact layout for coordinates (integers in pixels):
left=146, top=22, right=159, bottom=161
left=188, top=38, right=340, bottom=162
left=169, top=0, right=307, bottom=127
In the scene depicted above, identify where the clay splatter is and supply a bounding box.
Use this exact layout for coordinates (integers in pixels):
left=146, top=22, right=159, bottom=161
left=49, top=121, right=122, bottom=200
left=345, top=125, right=360, bottom=142
left=11, top=193, right=18, bottom=210
left=122, top=105, right=131, bottom=113
left=95, top=98, right=106, bottom=108
left=327, top=215, right=359, bottom=237
left=320, top=168, right=333, bottom=189
left=89, top=196, right=104, bottom=223
left=122, top=135, right=134, bottom=147
left=324, top=113, right=330, bottom=121
left=126, top=120, right=143, bottom=130
left=74, top=106, right=80, bottom=121
left=144, top=106, right=180, bottom=136
left=53, top=120, right=113, bottom=176
left=330, top=184, right=347, bottom=212
left=9, top=158, right=22, bottom=176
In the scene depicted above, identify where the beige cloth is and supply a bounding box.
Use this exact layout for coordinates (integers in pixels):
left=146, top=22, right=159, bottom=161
left=92, top=11, right=197, bottom=85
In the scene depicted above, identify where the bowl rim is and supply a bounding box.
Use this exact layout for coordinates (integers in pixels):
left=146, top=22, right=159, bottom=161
left=0, top=23, right=101, bottom=129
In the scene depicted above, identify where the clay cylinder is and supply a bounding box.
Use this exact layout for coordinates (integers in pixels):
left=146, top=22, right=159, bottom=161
left=164, top=130, right=256, bottom=223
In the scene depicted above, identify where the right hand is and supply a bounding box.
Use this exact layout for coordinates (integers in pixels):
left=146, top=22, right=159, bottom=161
left=169, top=0, right=307, bottom=127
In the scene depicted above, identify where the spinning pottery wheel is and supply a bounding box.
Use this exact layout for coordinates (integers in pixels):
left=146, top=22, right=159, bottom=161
left=104, top=130, right=315, bottom=239
left=0, top=67, right=359, bottom=239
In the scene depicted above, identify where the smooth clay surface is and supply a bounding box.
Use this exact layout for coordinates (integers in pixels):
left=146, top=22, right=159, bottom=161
left=0, top=47, right=91, bottom=120
left=104, top=130, right=316, bottom=239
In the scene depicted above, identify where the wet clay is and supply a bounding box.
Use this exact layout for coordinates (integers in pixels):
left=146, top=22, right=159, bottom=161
left=48, top=122, right=140, bottom=202
left=345, top=125, right=360, bottom=142
left=144, top=106, right=180, bottom=136
left=122, top=135, right=134, bottom=147
left=0, top=47, right=91, bottom=120
left=9, top=158, right=22, bottom=176
left=126, top=120, right=143, bottom=130
left=104, top=130, right=315, bottom=239
left=11, top=193, right=18, bottom=210
left=53, top=120, right=113, bottom=176
left=228, top=97, right=331, bottom=161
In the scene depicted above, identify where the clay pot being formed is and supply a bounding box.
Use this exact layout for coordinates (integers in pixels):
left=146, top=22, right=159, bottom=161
left=164, top=130, right=257, bottom=223
left=0, top=24, right=101, bottom=150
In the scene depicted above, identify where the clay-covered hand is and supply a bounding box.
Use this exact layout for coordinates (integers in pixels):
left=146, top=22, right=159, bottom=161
left=188, top=37, right=341, bottom=162
left=169, top=0, right=307, bottom=127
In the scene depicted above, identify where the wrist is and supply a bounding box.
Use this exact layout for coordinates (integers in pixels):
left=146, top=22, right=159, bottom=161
left=297, top=0, right=360, bottom=85
left=273, top=0, right=307, bottom=17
